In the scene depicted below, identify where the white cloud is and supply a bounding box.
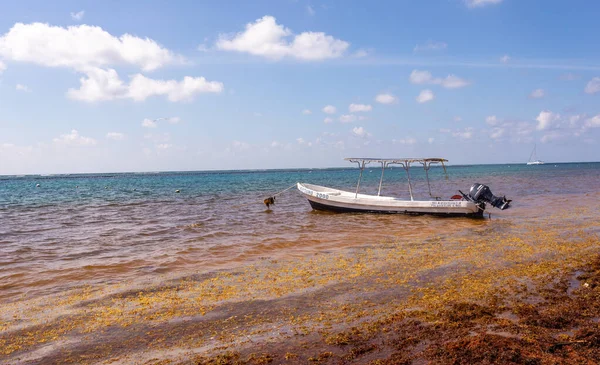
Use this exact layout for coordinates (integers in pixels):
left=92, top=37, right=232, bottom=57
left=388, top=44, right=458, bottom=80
left=535, top=110, right=560, bottom=131
left=486, top=115, right=499, bottom=126
left=490, top=127, right=505, bottom=140
left=322, top=105, right=336, bottom=114
left=529, top=88, right=545, bottom=99
left=339, top=114, right=357, bottom=123
left=0, top=60, right=6, bottom=74
left=323, top=117, right=333, bottom=124
left=500, top=54, right=510, bottom=64
left=585, top=114, right=600, bottom=128
left=302, top=109, right=312, bottom=115
left=296, top=138, right=305, bottom=144
left=428, top=137, right=435, bottom=144
left=375, top=93, right=397, bottom=104
left=414, top=41, right=447, bottom=52
left=352, top=49, right=369, bottom=58
left=416, top=89, right=434, bottom=103
left=156, top=143, right=172, bottom=150
left=452, top=127, right=474, bottom=140
left=70, top=11, right=85, bottom=21
left=585, top=77, right=600, bottom=94
left=409, top=69, right=469, bottom=89
left=142, top=118, right=158, bottom=128
left=166, top=116, right=180, bottom=124
left=352, top=126, right=368, bottom=137
left=306, top=5, right=315, bottom=16
left=15, top=83, right=31, bottom=92
left=67, top=68, right=223, bottom=102
left=348, top=103, right=372, bottom=112
left=560, top=73, right=579, bottom=81
left=454, top=116, right=462, bottom=122
left=270, top=141, right=281, bottom=148
left=465, top=0, right=503, bottom=8
left=106, top=132, right=125, bottom=140
left=215, top=15, right=349, bottom=61
left=0, top=22, right=178, bottom=72
left=53, top=129, right=97, bottom=146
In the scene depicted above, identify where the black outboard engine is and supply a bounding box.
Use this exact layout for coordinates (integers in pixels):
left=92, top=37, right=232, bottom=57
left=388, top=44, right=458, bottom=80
left=466, top=183, right=511, bottom=210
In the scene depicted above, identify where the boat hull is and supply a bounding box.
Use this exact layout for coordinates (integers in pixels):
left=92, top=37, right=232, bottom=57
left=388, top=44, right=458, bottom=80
left=298, top=183, right=484, bottom=218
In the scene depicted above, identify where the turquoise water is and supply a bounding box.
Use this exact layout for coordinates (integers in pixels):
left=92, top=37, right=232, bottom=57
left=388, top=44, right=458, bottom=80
left=1, top=162, right=599, bottom=301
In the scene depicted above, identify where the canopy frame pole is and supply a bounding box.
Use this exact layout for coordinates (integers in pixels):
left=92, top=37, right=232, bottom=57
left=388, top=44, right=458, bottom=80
left=423, top=161, right=433, bottom=198
left=377, top=161, right=387, bottom=196
left=401, top=161, right=414, bottom=201
left=354, top=160, right=367, bottom=198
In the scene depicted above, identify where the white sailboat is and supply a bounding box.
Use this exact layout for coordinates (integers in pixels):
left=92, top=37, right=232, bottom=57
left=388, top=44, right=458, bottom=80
left=527, top=144, right=544, bottom=165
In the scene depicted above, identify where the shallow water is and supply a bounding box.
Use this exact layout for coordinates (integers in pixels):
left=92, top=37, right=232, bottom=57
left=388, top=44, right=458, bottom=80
left=0, top=162, right=598, bottom=302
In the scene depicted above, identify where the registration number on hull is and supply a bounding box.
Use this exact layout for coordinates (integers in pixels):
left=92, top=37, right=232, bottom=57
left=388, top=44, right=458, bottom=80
left=298, top=185, right=329, bottom=200
left=430, top=201, right=464, bottom=208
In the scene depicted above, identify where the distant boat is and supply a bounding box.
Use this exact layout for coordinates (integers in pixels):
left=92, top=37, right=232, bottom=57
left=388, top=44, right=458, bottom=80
left=527, top=144, right=544, bottom=165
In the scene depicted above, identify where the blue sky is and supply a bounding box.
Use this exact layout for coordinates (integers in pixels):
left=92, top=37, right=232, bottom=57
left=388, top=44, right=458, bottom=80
left=0, top=0, right=599, bottom=174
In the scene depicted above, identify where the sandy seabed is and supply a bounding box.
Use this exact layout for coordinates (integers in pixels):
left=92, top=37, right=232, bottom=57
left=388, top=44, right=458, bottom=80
left=1, top=192, right=600, bottom=365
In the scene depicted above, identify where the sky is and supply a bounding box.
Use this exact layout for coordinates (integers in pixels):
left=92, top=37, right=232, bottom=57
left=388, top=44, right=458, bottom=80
left=0, top=0, right=599, bottom=174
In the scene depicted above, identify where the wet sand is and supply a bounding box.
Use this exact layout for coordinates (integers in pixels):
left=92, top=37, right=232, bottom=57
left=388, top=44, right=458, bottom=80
left=1, top=192, right=599, bottom=364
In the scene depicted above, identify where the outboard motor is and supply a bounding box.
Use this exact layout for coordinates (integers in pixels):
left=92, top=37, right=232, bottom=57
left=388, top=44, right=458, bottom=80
left=466, top=183, right=511, bottom=210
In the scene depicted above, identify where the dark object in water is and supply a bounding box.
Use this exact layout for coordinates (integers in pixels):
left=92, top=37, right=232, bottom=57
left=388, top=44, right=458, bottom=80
left=462, top=183, right=511, bottom=210
left=264, top=196, right=275, bottom=208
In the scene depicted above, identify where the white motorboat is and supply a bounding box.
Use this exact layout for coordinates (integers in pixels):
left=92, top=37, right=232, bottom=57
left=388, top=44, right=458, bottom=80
left=297, top=158, right=511, bottom=218
left=527, top=144, right=544, bottom=165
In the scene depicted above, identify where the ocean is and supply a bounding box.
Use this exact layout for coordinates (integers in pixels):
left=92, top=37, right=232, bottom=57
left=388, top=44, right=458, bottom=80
left=1, top=162, right=599, bottom=303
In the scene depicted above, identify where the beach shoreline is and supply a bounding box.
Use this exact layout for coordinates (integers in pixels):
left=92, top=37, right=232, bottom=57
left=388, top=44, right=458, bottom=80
left=1, top=190, right=599, bottom=364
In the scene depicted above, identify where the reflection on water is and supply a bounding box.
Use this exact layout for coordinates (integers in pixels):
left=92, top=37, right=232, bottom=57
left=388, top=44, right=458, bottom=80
left=0, top=163, right=598, bottom=302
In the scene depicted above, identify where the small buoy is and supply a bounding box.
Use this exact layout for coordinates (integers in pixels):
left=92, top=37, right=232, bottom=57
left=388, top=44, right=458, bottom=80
left=36, top=183, right=40, bottom=187
left=175, top=189, right=180, bottom=193
left=105, top=186, right=108, bottom=189
left=75, top=185, right=79, bottom=188
left=133, top=188, right=137, bottom=191
left=584, top=283, right=590, bottom=288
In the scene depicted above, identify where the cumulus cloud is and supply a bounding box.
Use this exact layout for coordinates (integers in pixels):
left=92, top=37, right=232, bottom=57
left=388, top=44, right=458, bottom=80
left=70, top=11, right=85, bottom=21
left=413, top=41, right=447, bottom=52
left=409, top=70, right=469, bottom=89
left=106, top=132, right=125, bottom=140
left=535, top=110, right=560, bottom=131
left=0, top=22, right=178, bottom=71
left=465, top=0, right=503, bottom=8
left=529, top=88, right=545, bottom=99
left=416, top=89, right=434, bottom=103
left=323, top=117, right=333, bottom=124
left=585, top=114, right=600, bottom=128
left=375, top=93, right=397, bottom=104
left=322, top=105, right=336, bottom=114
left=585, top=77, right=600, bottom=94
left=16, top=83, right=31, bottom=92
left=486, top=115, right=499, bottom=126
left=215, top=16, right=349, bottom=61
left=352, top=126, right=368, bottom=137
left=53, top=129, right=97, bottom=146
left=500, top=54, right=510, bottom=64
left=0, top=60, right=6, bottom=74
left=453, top=127, right=474, bottom=140
left=428, top=137, right=435, bottom=144
left=348, top=103, right=372, bottom=112
left=141, top=118, right=158, bottom=128
left=67, top=68, right=223, bottom=102
left=302, top=109, right=312, bottom=115
left=339, top=114, right=357, bottom=123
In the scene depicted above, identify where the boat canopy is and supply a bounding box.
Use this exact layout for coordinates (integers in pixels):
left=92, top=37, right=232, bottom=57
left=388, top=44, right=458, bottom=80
left=344, top=157, right=449, bottom=200
left=344, top=157, right=448, bottom=165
